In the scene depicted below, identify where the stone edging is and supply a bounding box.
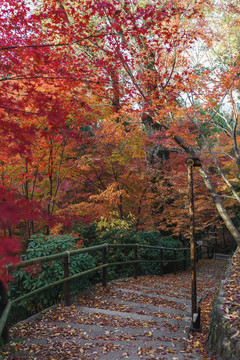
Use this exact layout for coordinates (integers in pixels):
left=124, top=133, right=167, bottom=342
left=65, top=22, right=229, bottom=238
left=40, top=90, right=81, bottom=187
left=206, top=259, right=240, bottom=360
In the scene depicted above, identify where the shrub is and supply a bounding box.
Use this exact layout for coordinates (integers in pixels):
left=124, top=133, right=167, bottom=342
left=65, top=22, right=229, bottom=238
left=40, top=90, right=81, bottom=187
left=67, top=224, right=183, bottom=278
left=136, top=232, right=181, bottom=275
left=9, top=234, right=96, bottom=323
left=70, top=222, right=99, bottom=247
left=99, top=229, right=139, bottom=279
left=96, top=229, right=181, bottom=278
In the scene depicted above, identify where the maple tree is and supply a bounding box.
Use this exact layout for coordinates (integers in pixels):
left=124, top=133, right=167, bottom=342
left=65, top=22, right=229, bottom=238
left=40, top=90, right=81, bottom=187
left=0, top=0, right=97, bottom=277
left=1, top=0, right=240, bottom=285
left=63, top=116, right=156, bottom=229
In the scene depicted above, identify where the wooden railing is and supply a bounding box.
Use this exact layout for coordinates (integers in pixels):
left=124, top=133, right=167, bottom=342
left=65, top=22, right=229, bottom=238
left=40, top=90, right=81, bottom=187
left=0, top=243, right=206, bottom=345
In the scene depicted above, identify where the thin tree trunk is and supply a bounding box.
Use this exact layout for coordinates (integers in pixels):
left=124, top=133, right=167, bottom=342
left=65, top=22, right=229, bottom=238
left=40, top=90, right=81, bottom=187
left=31, top=221, right=34, bottom=234
left=8, top=226, right=12, bottom=237
left=25, top=161, right=31, bottom=239
left=47, top=138, right=53, bottom=235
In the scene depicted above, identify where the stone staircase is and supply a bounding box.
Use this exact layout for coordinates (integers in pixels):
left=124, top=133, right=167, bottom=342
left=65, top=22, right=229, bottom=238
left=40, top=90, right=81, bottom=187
left=1, top=259, right=227, bottom=359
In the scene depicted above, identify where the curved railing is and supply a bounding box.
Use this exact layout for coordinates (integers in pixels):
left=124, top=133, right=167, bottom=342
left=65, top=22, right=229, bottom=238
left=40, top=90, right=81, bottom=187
left=0, top=242, right=207, bottom=344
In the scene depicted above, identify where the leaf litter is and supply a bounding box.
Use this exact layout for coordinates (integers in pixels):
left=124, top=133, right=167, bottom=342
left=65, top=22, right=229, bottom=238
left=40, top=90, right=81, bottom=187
left=1, top=259, right=227, bottom=359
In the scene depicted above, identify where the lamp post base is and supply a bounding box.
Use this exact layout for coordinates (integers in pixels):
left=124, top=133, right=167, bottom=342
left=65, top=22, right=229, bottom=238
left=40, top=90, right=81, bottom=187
left=190, top=306, right=201, bottom=332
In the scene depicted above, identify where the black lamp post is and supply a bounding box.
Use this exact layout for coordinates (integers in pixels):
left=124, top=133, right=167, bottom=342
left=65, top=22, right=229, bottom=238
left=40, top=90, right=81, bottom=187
left=186, top=157, right=201, bottom=331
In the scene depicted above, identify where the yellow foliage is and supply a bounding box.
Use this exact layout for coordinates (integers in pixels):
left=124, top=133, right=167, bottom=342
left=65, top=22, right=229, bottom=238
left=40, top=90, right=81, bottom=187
left=97, top=212, right=136, bottom=233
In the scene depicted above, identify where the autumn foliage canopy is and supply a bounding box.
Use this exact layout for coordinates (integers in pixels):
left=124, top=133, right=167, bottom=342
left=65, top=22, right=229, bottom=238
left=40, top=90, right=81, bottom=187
left=1, top=0, right=240, bottom=279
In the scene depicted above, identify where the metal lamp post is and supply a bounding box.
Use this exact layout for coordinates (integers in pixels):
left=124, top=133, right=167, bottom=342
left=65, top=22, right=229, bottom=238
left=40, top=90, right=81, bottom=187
left=186, top=157, right=201, bottom=331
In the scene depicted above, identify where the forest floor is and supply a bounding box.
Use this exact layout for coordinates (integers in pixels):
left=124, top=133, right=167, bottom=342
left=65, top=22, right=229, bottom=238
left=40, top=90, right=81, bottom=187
left=1, top=259, right=228, bottom=360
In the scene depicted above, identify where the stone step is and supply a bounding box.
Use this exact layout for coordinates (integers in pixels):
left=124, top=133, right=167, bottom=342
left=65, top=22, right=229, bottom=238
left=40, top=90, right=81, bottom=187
left=112, top=286, right=194, bottom=307
left=28, top=320, right=189, bottom=339
left=13, top=336, right=197, bottom=360
left=98, top=297, right=191, bottom=319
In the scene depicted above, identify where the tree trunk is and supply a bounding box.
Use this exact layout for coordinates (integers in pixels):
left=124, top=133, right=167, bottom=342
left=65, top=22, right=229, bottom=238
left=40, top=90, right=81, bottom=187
left=164, top=128, right=240, bottom=247
left=198, top=167, right=240, bottom=247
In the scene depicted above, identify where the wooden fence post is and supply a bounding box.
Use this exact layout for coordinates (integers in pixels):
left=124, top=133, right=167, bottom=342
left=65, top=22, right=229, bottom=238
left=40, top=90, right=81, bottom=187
left=102, top=244, right=108, bottom=287
left=63, top=252, right=70, bottom=306
left=160, top=249, right=164, bottom=276
left=134, top=244, right=138, bottom=279
left=0, top=280, right=9, bottom=344
left=174, top=249, right=177, bottom=274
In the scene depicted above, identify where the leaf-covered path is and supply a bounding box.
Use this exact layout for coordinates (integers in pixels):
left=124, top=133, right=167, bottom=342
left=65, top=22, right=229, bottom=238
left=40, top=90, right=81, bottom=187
left=1, top=259, right=227, bottom=359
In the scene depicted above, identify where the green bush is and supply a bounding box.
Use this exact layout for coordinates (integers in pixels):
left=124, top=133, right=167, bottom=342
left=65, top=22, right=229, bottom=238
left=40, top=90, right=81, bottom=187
left=99, top=229, right=138, bottom=279
left=69, top=224, right=183, bottom=278
left=91, top=228, right=181, bottom=278
left=9, top=234, right=96, bottom=323
left=136, top=232, right=181, bottom=275
left=70, top=222, right=99, bottom=247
